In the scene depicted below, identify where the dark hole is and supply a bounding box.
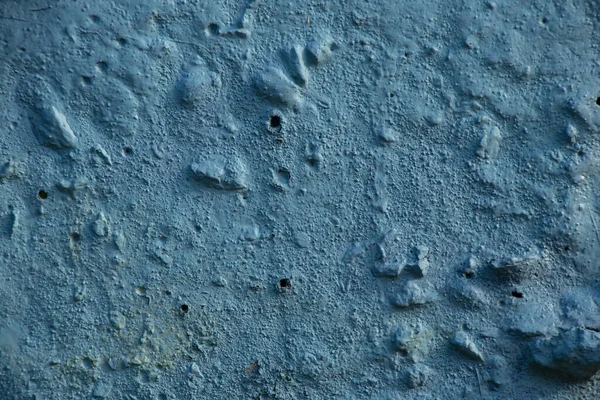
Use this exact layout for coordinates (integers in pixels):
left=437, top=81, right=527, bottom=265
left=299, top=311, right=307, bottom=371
left=270, top=115, right=281, bottom=128
left=564, top=245, right=570, bottom=251
left=278, top=168, right=290, bottom=180
left=117, top=37, right=127, bottom=46
left=541, top=17, right=548, bottom=24
left=123, top=147, right=132, bottom=155
left=464, top=271, right=474, bottom=279
left=81, top=76, right=92, bottom=85
left=511, top=291, right=523, bottom=298
left=206, top=23, right=220, bottom=36
left=279, top=278, right=291, bottom=288
left=180, top=304, right=189, bottom=313
left=165, top=290, right=171, bottom=296
left=38, top=190, right=48, bottom=199
left=596, top=97, right=600, bottom=106
left=70, top=232, right=81, bottom=242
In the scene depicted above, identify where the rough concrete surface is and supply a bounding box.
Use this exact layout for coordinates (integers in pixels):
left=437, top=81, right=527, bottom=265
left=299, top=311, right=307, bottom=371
left=2, top=0, right=600, bottom=399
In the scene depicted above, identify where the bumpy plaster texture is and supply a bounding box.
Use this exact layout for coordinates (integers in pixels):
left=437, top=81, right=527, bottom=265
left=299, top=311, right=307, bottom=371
left=2, top=0, right=600, bottom=399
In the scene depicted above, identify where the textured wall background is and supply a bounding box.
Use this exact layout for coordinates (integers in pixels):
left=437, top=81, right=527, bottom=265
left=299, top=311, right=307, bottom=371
left=2, top=0, right=600, bottom=399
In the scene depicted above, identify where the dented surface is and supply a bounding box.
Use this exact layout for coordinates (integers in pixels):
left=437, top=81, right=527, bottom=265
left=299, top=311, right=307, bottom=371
left=1, top=0, right=600, bottom=399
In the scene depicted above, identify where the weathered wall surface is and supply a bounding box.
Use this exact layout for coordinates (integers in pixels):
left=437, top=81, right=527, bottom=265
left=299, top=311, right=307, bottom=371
left=2, top=1, right=600, bottom=398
